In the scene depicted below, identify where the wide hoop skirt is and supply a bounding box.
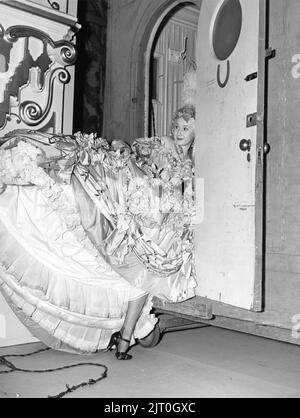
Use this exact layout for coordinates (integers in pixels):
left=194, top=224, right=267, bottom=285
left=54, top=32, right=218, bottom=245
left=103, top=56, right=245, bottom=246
left=0, top=184, right=157, bottom=354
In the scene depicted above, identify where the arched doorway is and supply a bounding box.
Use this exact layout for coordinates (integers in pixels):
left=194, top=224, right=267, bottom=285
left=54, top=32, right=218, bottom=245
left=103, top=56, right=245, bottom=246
left=147, top=4, right=200, bottom=137
left=125, top=0, right=201, bottom=140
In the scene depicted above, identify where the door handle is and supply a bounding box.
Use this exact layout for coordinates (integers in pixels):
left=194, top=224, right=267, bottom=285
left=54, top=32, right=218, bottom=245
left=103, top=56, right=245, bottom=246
left=263, top=143, right=271, bottom=155
left=239, top=139, right=251, bottom=152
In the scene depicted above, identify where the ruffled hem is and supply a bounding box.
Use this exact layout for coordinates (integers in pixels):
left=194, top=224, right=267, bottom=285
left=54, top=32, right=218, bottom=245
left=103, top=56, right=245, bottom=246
left=0, top=218, right=157, bottom=354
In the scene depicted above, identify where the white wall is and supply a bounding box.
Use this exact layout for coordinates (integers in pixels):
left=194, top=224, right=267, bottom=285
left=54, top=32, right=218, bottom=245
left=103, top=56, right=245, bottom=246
left=0, top=294, right=37, bottom=348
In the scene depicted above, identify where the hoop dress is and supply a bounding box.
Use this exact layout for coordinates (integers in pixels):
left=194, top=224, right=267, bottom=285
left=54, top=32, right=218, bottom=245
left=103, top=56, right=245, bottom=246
left=0, top=131, right=196, bottom=354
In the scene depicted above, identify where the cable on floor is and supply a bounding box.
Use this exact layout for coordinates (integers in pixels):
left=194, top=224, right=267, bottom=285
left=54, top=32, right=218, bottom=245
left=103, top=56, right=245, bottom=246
left=0, top=347, right=108, bottom=398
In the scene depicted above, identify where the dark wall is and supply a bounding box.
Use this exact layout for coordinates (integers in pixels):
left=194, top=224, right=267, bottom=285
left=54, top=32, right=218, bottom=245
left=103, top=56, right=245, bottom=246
left=73, top=0, right=108, bottom=135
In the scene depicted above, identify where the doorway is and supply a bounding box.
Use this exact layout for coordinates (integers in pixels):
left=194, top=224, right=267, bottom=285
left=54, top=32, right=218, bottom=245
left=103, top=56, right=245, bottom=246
left=147, top=4, right=200, bottom=137
left=146, top=0, right=266, bottom=312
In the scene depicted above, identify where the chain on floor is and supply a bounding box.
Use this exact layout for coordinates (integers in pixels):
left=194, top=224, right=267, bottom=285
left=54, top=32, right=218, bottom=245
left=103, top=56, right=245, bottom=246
left=0, top=347, right=108, bottom=398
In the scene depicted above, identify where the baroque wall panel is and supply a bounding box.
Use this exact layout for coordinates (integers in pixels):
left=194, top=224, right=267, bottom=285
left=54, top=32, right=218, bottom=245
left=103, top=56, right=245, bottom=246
left=0, top=0, right=78, bottom=348
left=0, top=1, right=78, bottom=135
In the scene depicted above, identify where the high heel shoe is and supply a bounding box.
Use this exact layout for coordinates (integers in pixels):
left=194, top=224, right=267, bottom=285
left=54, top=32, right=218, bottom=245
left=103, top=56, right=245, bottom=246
left=106, top=331, right=133, bottom=360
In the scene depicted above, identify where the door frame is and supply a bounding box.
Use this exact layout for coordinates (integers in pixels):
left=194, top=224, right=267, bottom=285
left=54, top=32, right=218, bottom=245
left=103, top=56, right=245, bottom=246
left=253, top=0, right=268, bottom=311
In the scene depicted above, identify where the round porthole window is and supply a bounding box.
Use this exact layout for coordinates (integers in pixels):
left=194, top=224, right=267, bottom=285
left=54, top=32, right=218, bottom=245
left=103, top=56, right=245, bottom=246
left=212, top=0, right=242, bottom=61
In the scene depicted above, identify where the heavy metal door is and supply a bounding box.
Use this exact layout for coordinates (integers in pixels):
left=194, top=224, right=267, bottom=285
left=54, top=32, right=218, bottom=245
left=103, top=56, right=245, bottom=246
left=195, top=0, right=267, bottom=310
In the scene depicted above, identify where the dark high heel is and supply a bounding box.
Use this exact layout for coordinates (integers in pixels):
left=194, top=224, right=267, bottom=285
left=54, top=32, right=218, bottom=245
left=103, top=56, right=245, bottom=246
left=106, top=331, right=132, bottom=360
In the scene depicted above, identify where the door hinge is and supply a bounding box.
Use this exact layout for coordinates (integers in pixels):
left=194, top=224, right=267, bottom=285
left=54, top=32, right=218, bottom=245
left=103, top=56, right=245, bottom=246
left=265, top=47, right=276, bottom=59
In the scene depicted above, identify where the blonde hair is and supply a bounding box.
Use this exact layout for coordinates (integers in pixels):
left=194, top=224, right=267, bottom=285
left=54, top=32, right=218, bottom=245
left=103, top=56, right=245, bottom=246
left=171, top=105, right=196, bottom=132
left=171, top=105, right=196, bottom=160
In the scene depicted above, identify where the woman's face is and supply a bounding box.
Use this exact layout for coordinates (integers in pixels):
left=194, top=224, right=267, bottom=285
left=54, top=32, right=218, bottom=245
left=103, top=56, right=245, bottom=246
left=172, top=117, right=195, bottom=148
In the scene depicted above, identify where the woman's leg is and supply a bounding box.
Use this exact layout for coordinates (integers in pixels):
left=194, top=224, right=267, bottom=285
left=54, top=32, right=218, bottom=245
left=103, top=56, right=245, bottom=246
left=118, top=293, right=149, bottom=353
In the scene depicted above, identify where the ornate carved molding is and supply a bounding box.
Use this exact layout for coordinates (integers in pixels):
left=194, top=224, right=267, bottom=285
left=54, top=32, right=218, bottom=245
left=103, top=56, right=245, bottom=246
left=0, top=1, right=78, bottom=28
left=3, top=25, right=77, bottom=65
left=47, top=0, right=60, bottom=11
left=0, top=24, right=77, bottom=131
left=19, top=68, right=70, bottom=126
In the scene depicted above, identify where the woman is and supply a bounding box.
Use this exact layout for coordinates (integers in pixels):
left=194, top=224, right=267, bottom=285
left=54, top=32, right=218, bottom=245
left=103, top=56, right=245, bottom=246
left=0, top=105, right=196, bottom=360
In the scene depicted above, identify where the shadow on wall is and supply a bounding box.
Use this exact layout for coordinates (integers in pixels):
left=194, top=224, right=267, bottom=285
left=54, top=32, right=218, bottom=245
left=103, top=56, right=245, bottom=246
left=73, top=0, right=108, bottom=135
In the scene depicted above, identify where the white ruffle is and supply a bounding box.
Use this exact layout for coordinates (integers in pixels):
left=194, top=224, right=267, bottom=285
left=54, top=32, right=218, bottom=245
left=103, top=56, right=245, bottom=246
left=0, top=134, right=196, bottom=353
left=0, top=186, right=157, bottom=353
